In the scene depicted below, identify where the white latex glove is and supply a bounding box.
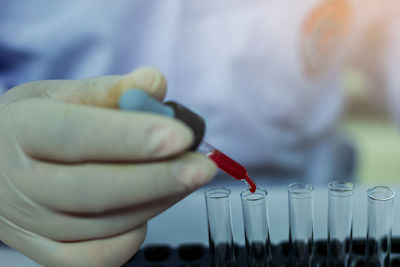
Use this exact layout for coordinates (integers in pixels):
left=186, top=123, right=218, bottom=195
left=0, top=67, right=216, bottom=267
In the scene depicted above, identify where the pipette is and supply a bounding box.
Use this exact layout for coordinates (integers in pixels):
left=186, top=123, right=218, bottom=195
left=119, top=89, right=257, bottom=193
left=198, top=142, right=256, bottom=192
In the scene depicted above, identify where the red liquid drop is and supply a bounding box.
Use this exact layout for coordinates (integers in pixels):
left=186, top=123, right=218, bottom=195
left=208, top=150, right=257, bottom=193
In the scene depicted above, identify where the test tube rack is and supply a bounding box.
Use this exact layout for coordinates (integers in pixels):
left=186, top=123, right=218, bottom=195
left=124, top=238, right=400, bottom=266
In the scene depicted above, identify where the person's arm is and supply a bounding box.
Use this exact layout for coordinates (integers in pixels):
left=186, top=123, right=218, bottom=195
left=0, top=67, right=216, bottom=267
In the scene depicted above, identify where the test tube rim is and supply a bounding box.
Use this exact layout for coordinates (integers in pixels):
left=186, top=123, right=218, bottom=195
left=328, top=180, right=354, bottom=192
left=288, top=183, right=314, bottom=198
left=204, top=187, right=231, bottom=199
left=367, top=185, right=395, bottom=201
left=240, top=187, right=267, bottom=201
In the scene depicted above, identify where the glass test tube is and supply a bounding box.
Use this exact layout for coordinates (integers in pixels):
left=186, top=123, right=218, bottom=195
left=327, top=181, right=354, bottom=266
left=241, top=188, right=272, bottom=267
left=366, top=186, right=395, bottom=266
left=205, top=188, right=235, bottom=267
left=288, top=183, right=314, bottom=266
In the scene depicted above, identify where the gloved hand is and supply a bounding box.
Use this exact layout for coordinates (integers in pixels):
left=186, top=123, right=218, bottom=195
left=0, top=67, right=216, bottom=267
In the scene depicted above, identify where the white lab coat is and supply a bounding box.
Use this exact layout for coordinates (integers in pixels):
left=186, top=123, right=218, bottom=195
left=0, top=0, right=398, bottom=183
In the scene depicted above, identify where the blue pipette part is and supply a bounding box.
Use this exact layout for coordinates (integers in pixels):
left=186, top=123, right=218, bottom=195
left=119, top=89, right=206, bottom=151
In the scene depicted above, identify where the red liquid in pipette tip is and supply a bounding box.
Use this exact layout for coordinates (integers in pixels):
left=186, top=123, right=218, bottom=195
left=208, top=149, right=257, bottom=193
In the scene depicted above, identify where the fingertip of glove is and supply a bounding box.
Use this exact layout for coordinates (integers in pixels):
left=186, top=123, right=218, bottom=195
left=147, top=119, right=195, bottom=158
left=174, top=153, right=217, bottom=190
left=124, top=67, right=167, bottom=101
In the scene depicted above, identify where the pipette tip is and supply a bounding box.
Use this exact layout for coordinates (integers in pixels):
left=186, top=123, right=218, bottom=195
left=244, top=176, right=257, bottom=193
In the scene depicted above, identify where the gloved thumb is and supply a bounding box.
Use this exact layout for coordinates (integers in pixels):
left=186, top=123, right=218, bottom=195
left=8, top=67, right=167, bottom=108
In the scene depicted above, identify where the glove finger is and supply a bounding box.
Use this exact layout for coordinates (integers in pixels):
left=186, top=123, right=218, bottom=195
left=11, top=66, right=166, bottom=106
left=0, top=216, right=146, bottom=267
left=13, top=98, right=193, bottom=162
left=13, top=152, right=215, bottom=213
left=7, top=192, right=187, bottom=241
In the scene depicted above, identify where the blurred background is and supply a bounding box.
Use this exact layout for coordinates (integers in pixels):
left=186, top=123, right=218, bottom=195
left=341, top=68, right=400, bottom=184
